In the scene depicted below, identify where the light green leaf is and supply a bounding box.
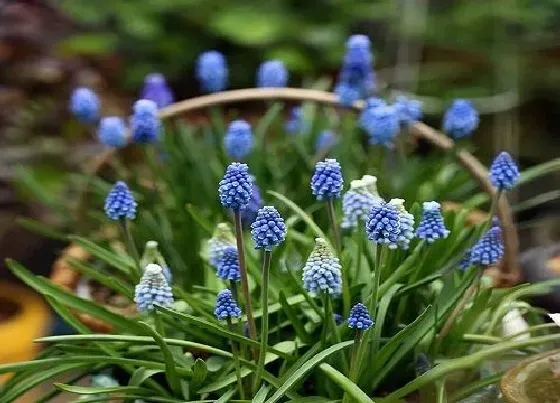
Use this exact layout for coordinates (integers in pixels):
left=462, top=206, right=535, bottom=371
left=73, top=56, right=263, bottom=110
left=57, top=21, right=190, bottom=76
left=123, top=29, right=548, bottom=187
left=264, top=341, right=353, bottom=403
left=129, top=368, right=164, bottom=387
left=68, top=235, right=135, bottom=277
left=319, top=363, right=373, bottom=403
left=191, top=358, right=208, bottom=390
left=54, top=383, right=149, bottom=395
left=6, top=259, right=144, bottom=334
left=254, top=384, right=270, bottom=403
left=267, top=191, right=328, bottom=243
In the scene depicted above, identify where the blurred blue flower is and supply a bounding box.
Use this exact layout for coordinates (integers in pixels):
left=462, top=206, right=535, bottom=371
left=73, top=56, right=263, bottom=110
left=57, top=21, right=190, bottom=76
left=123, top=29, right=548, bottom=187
left=196, top=51, right=228, bottom=93
left=285, top=106, right=307, bottom=135
left=98, top=117, right=127, bottom=148
left=365, top=201, right=401, bottom=249
left=131, top=99, right=161, bottom=143
left=141, top=73, right=174, bottom=109
left=360, top=105, right=400, bottom=146
left=335, top=35, right=376, bottom=106
left=311, top=158, right=344, bottom=201
left=489, top=151, right=519, bottom=191
left=257, top=60, right=288, bottom=88
left=442, top=99, right=479, bottom=138
left=216, top=246, right=241, bottom=282
left=224, top=119, right=254, bottom=159
left=315, top=130, right=338, bottom=153
left=134, top=264, right=174, bottom=312
left=104, top=181, right=137, bottom=221
left=348, top=303, right=373, bottom=330
left=70, top=88, right=99, bottom=123
left=214, top=289, right=242, bottom=320
left=416, top=201, right=450, bottom=243
left=250, top=206, right=287, bottom=251
left=394, top=95, right=423, bottom=126
left=218, top=163, right=253, bottom=210
left=470, top=227, right=504, bottom=266
left=302, top=238, right=342, bottom=296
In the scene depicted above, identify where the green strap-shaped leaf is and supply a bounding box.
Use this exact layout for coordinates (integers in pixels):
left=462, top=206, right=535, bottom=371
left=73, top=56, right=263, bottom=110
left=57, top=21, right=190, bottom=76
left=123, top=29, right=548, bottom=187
left=264, top=341, right=353, bottom=403
left=191, top=358, right=208, bottom=390
left=279, top=290, right=312, bottom=344
left=6, top=259, right=145, bottom=334
left=138, top=321, right=183, bottom=396
left=68, top=235, right=135, bottom=277
left=319, top=363, right=373, bottom=403
left=54, top=383, right=150, bottom=395
left=267, top=191, right=328, bottom=242
left=38, top=334, right=233, bottom=359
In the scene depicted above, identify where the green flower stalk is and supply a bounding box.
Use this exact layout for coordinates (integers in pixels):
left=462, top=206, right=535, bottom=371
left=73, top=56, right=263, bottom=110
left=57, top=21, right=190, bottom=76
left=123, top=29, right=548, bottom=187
left=250, top=206, right=287, bottom=392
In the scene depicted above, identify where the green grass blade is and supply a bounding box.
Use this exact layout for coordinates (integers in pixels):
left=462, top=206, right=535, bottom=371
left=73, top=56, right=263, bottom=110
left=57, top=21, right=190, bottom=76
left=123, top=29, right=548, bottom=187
left=319, top=363, right=373, bottom=403
left=264, top=341, right=353, bottom=403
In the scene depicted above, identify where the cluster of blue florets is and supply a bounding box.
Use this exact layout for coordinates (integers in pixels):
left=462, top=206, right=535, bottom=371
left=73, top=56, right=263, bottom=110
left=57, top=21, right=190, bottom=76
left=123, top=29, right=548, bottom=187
left=442, top=99, right=479, bottom=139
left=104, top=181, right=137, bottom=221
left=214, top=289, right=242, bottom=320
left=285, top=106, right=307, bottom=135
left=489, top=152, right=520, bottom=191
left=257, top=60, right=288, bottom=88
left=224, top=120, right=254, bottom=160
left=70, top=88, right=99, bottom=123
left=98, top=117, right=127, bottom=148
left=341, top=181, right=381, bottom=229
left=335, top=35, right=376, bottom=107
left=196, top=51, right=229, bottom=93
left=360, top=104, right=400, bottom=146
left=416, top=201, right=450, bottom=243
left=250, top=206, right=287, bottom=251
left=131, top=99, right=161, bottom=143
left=315, top=130, right=338, bottom=153
left=366, top=202, right=401, bottom=249
left=394, top=95, right=423, bottom=126
left=218, top=163, right=253, bottom=210
left=134, top=264, right=174, bottom=312
left=469, top=227, right=504, bottom=266
left=302, top=238, right=342, bottom=296
left=240, top=176, right=262, bottom=224
left=348, top=303, right=374, bottom=330
left=216, top=246, right=241, bottom=282
left=311, top=159, right=344, bottom=200
left=141, top=73, right=174, bottom=109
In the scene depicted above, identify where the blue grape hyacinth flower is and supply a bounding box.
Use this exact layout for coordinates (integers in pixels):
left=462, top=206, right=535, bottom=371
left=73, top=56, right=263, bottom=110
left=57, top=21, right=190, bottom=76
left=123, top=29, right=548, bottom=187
left=131, top=99, right=161, bottom=143
left=334, top=35, right=376, bottom=106
left=489, top=151, right=520, bottom=192
left=360, top=105, right=400, bottom=146
left=134, top=264, right=174, bottom=312
left=442, top=99, right=479, bottom=139
left=214, top=289, right=242, bottom=320
left=348, top=303, right=374, bottom=330
left=240, top=176, right=262, bottom=225
left=341, top=179, right=382, bottom=229
left=196, top=51, right=228, bottom=93
left=389, top=198, right=415, bottom=249
left=224, top=119, right=254, bottom=159
left=315, top=130, right=338, bottom=153
left=218, top=162, right=253, bottom=210
left=302, top=238, right=342, bottom=296
left=257, top=60, right=288, bottom=88
left=104, top=181, right=137, bottom=221
left=208, top=223, right=236, bottom=268
left=140, top=73, right=174, bottom=109
left=365, top=201, right=401, bottom=249
left=394, top=95, right=423, bottom=126
left=70, top=87, right=99, bottom=123
left=311, top=158, right=344, bottom=201
left=216, top=246, right=241, bottom=282
left=98, top=117, right=127, bottom=148
left=416, top=201, right=450, bottom=243
left=250, top=206, right=287, bottom=251
left=285, top=106, right=308, bottom=135
left=470, top=227, right=504, bottom=266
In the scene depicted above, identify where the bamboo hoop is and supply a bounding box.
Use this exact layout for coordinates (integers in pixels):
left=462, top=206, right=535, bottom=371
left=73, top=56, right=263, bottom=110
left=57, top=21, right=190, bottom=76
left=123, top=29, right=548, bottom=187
left=53, top=88, right=520, bottom=332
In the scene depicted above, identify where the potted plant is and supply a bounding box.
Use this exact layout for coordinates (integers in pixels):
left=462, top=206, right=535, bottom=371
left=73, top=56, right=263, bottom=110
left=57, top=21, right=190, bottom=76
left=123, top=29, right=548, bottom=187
left=4, top=34, right=560, bottom=402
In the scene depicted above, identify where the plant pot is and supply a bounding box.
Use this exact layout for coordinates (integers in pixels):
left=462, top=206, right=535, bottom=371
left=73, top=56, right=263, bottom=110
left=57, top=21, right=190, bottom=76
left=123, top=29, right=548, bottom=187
left=50, top=244, right=136, bottom=333
left=501, top=349, right=560, bottom=402
left=49, top=87, right=522, bottom=332
left=0, top=281, right=50, bottom=384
